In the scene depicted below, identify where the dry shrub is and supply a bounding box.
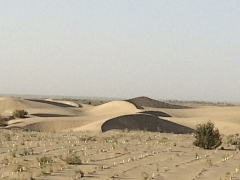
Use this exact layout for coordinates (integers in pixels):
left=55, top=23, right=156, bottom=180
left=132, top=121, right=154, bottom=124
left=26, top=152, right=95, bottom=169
left=0, top=115, right=6, bottom=126
left=12, top=109, right=28, bottom=118
left=64, top=152, right=82, bottom=165
left=140, top=171, right=150, bottom=180
left=227, top=134, right=240, bottom=146
left=38, top=156, right=52, bottom=165
left=13, top=163, right=23, bottom=172
left=75, top=169, right=84, bottom=178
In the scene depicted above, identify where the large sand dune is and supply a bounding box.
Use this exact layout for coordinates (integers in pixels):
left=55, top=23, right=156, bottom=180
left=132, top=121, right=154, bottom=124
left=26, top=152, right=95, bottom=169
left=1, top=96, right=240, bottom=135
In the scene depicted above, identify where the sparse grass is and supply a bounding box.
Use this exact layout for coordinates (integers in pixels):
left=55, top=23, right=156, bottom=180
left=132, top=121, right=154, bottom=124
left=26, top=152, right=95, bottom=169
left=206, top=159, right=212, bottom=167
left=0, top=129, right=237, bottom=179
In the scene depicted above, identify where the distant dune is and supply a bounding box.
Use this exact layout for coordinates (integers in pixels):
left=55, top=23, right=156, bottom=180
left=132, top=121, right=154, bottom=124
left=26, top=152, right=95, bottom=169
left=0, top=97, right=81, bottom=117
left=126, top=96, right=190, bottom=109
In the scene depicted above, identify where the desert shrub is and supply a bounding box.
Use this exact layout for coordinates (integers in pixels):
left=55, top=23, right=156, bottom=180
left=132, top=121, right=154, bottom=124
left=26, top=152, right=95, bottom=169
left=227, top=134, right=240, bottom=145
left=13, top=109, right=28, bottom=118
left=64, top=152, right=82, bottom=165
left=13, top=163, right=23, bottom=172
left=0, top=115, right=6, bottom=126
left=38, top=156, right=52, bottom=165
left=140, top=171, right=150, bottom=180
left=193, top=121, right=222, bottom=149
left=3, top=133, right=11, bottom=141
left=75, top=169, right=84, bottom=178
left=206, top=159, right=212, bottom=167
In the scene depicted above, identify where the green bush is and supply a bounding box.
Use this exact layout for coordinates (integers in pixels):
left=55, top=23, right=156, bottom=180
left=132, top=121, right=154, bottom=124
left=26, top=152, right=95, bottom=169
left=12, top=109, right=28, bottom=118
left=193, top=121, right=222, bottom=149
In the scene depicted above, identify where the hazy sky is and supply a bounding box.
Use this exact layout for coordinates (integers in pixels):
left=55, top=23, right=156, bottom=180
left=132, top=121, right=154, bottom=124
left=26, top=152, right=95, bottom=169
left=0, top=1, right=240, bottom=102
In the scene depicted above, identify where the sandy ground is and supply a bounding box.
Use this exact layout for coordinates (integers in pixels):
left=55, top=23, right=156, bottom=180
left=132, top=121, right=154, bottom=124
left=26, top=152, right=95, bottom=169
left=0, top=96, right=240, bottom=179
left=0, top=130, right=239, bottom=180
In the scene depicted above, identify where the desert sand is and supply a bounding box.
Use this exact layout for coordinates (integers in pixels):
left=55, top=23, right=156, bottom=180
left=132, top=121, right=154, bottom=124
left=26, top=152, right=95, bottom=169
left=0, top=96, right=240, bottom=180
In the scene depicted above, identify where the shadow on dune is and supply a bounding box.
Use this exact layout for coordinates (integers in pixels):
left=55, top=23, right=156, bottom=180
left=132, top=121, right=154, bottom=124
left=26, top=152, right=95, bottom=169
left=26, top=99, right=82, bottom=108
left=31, top=113, right=76, bottom=117
left=23, top=120, right=85, bottom=132
left=5, top=126, right=22, bottom=130
left=7, top=121, right=24, bottom=125
left=101, top=114, right=193, bottom=134
left=139, top=111, right=171, bottom=117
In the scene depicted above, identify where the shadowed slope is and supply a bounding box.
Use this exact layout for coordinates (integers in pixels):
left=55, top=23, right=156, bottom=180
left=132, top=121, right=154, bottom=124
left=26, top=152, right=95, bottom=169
left=26, top=99, right=81, bottom=108
left=140, top=111, right=171, bottom=117
left=23, top=119, right=88, bottom=132
left=31, top=113, right=76, bottom=117
left=126, top=96, right=190, bottom=109
left=101, top=114, right=194, bottom=134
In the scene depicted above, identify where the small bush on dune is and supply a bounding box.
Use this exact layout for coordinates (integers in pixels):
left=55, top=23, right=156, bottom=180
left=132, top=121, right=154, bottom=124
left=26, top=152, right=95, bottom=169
left=0, top=115, right=6, bottom=126
left=193, top=121, right=222, bottom=149
left=12, top=109, right=28, bottom=118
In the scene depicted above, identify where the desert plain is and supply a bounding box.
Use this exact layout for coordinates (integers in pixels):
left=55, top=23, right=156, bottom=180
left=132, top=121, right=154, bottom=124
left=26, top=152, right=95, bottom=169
left=0, top=96, right=240, bottom=180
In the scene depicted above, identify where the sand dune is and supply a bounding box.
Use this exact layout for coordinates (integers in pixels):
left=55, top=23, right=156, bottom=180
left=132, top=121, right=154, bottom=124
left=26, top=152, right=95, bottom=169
left=0, top=97, right=82, bottom=117
left=1, top=96, right=240, bottom=135
left=84, top=100, right=139, bottom=116
left=126, top=96, right=190, bottom=109
left=0, top=97, right=49, bottom=114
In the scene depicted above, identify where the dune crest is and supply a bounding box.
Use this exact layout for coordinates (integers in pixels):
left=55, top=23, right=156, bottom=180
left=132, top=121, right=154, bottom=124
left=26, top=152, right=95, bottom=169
left=84, top=100, right=139, bottom=116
